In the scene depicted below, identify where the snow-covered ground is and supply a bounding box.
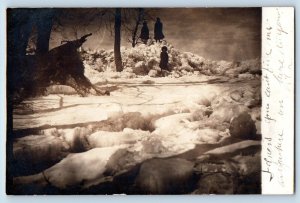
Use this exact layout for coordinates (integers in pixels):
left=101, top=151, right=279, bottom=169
left=12, top=43, right=261, bottom=194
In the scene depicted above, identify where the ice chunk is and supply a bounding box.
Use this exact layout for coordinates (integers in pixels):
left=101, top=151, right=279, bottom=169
left=148, top=69, right=158, bottom=77
left=43, top=146, right=126, bottom=189
left=210, top=104, right=249, bottom=123
left=88, top=128, right=149, bottom=148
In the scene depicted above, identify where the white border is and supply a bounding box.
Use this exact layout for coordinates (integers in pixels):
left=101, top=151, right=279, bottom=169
left=261, top=7, right=294, bottom=194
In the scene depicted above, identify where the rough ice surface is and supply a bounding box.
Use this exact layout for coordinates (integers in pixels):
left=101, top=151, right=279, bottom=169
left=12, top=42, right=261, bottom=194
left=82, top=42, right=260, bottom=81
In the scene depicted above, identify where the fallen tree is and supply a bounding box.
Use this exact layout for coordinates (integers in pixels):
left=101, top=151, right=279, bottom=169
left=35, top=33, right=109, bottom=97
left=13, top=33, right=109, bottom=102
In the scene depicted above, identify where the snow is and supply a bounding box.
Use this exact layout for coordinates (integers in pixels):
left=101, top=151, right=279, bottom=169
left=44, top=146, right=126, bottom=189
left=210, top=104, right=249, bottom=123
left=13, top=76, right=260, bottom=162
left=13, top=77, right=222, bottom=130
left=88, top=128, right=149, bottom=148
left=82, top=42, right=261, bottom=80
left=14, top=103, right=109, bottom=130
left=143, top=112, right=230, bottom=155
left=12, top=42, right=261, bottom=193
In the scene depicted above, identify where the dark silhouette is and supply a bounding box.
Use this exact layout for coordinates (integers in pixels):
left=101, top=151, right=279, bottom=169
left=140, top=21, right=149, bottom=44
left=38, top=33, right=109, bottom=96
left=159, top=46, right=169, bottom=76
left=6, top=8, right=57, bottom=195
left=154, top=17, right=164, bottom=42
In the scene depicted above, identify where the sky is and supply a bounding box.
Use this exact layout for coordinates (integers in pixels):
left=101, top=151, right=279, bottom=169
left=50, top=8, right=261, bottom=61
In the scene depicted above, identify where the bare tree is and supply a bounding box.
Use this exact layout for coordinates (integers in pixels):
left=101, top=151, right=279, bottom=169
left=130, top=8, right=144, bottom=47
left=121, top=8, right=156, bottom=47
left=53, top=9, right=107, bottom=43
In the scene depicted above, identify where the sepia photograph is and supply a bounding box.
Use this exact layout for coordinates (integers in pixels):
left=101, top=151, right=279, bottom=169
left=6, top=8, right=262, bottom=195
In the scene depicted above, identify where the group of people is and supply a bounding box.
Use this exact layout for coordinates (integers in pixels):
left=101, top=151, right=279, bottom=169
left=140, top=17, right=165, bottom=44
left=140, top=17, right=169, bottom=76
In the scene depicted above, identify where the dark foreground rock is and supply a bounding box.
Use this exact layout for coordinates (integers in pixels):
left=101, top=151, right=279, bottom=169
left=192, top=173, right=236, bottom=194
left=193, top=139, right=261, bottom=194
left=135, top=158, right=195, bottom=194
left=229, top=112, right=257, bottom=139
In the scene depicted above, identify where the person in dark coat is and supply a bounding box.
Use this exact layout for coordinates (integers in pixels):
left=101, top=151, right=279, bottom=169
left=140, top=21, right=149, bottom=44
left=154, top=17, right=164, bottom=42
left=159, top=46, right=169, bottom=76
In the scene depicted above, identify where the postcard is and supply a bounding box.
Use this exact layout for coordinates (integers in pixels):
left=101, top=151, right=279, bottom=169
left=5, top=7, right=294, bottom=195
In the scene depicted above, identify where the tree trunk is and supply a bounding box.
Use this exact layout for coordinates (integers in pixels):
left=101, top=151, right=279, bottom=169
left=35, top=9, right=55, bottom=55
left=132, top=8, right=144, bottom=47
left=114, top=8, right=123, bottom=72
left=6, top=8, right=36, bottom=194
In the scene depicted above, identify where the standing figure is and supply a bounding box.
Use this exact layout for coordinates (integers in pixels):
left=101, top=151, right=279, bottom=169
left=140, top=21, right=149, bottom=44
left=159, top=46, right=169, bottom=76
left=154, top=17, right=164, bottom=42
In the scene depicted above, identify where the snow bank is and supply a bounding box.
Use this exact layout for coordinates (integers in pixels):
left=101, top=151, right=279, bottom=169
left=81, top=42, right=261, bottom=80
